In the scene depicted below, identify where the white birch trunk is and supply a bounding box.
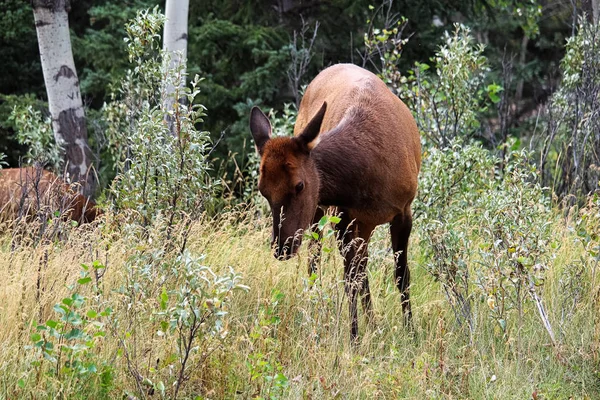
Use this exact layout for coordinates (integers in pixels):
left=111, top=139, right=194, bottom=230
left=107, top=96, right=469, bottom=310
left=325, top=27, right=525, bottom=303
left=32, top=0, right=95, bottom=196
left=163, top=0, right=189, bottom=136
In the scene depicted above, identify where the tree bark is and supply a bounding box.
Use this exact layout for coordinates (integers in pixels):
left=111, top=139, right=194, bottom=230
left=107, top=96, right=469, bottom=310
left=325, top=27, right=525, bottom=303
left=163, top=0, right=189, bottom=137
left=32, top=0, right=96, bottom=197
left=582, top=0, right=599, bottom=24
left=515, top=35, right=529, bottom=106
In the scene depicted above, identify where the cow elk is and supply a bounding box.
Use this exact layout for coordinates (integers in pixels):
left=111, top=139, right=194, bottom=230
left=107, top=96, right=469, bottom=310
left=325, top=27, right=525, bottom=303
left=0, top=167, right=100, bottom=224
left=249, top=63, right=421, bottom=343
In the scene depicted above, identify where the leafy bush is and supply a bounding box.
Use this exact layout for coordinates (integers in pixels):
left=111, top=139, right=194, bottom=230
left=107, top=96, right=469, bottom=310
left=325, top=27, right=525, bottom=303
left=541, top=18, right=600, bottom=199
left=105, top=8, right=214, bottom=226
left=113, top=226, right=248, bottom=398
left=400, top=24, right=498, bottom=147
left=417, top=141, right=557, bottom=344
left=9, top=103, right=61, bottom=170
left=246, top=289, right=290, bottom=400
left=415, top=141, right=495, bottom=332
left=155, top=251, right=248, bottom=398
left=473, top=149, right=556, bottom=343
left=359, top=4, right=409, bottom=93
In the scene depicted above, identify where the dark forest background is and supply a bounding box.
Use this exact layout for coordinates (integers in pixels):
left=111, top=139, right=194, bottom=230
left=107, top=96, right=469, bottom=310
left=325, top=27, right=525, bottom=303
left=0, top=0, right=582, bottom=190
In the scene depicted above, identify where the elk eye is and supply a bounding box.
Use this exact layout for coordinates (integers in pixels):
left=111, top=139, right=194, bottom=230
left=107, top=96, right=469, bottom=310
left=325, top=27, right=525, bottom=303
left=295, top=181, right=305, bottom=194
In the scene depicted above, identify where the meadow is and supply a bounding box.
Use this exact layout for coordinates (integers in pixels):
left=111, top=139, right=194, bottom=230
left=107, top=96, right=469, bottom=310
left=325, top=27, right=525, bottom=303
left=0, top=199, right=598, bottom=399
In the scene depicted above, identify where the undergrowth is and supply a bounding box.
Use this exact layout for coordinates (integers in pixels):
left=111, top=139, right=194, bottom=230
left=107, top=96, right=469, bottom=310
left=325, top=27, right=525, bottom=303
left=0, top=202, right=598, bottom=399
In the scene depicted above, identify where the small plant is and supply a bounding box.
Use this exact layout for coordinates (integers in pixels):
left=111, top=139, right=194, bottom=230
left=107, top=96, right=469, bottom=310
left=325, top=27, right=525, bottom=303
left=360, top=2, right=409, bottom=92
left=156, top=251, right=249, bottom=399
left=247, top=289, right=289, bottom=400
left=417, top=140, right=495, bottom=335
left=304, top=213, right=341, bottom=276
left=24, top=262, right=112, bottom=395
left=473, top=149, right=557, bottom=345
left=418, top=143, right=558, bottom=346
left=112, top=231, right=248, bottom=399
left=575, top=194, right=600, bottom=282
left=287, top=18, right=319, bottom=107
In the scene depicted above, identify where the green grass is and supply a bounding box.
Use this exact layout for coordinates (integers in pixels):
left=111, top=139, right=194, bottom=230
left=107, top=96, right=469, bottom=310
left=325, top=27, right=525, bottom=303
left=0, top=208, right=598, bottom=399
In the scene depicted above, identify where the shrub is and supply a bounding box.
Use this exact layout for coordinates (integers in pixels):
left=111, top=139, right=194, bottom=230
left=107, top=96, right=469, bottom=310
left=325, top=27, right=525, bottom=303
left=400, top=24, right=497, bottom=147
left=541, top=19, right=600, bottom=199
left=9, top=103, right=62, bottom=170
left=417, top=141, right=557, bottom=345
left=416, top=141, right=495, bottom=333
left=105, top=8, right=214, bottom=227
left=113, top=228, right=248, bottom=398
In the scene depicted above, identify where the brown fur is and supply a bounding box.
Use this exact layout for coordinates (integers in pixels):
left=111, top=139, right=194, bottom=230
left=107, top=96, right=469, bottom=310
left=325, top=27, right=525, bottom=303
left=0, top=167, right=100, bottom=224
left=250, top=64, right=421, bottom=342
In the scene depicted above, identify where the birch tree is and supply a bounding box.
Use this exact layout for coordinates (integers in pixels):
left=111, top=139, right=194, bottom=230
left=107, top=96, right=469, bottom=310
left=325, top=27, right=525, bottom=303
left=163, top=0, right=189, bottom=136
left=32, top=0, right=96, bottom=196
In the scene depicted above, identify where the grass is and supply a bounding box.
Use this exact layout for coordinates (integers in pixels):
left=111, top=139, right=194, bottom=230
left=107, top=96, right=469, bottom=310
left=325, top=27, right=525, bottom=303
left=0, top=206, right=598, bottom=399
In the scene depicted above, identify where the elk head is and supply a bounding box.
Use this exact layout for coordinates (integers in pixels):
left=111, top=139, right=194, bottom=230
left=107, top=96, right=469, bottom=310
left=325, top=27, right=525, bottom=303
left=249, top=102, right=327, bottom=260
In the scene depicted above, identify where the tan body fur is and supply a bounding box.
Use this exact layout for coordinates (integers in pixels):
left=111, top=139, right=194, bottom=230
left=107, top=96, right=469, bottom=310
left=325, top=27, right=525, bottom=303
left=294, top=63, right=421, bottom=226
left=0, top=167, right=100, bottom=224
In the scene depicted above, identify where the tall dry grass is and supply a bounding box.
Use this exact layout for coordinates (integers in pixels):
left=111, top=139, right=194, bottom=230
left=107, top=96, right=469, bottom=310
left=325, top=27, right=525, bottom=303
left=0, top=207, right=598, bottom=399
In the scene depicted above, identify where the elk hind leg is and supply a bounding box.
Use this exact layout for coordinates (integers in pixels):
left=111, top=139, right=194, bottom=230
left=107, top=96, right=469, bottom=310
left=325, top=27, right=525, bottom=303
left=390, top=212, right=413, bottom=325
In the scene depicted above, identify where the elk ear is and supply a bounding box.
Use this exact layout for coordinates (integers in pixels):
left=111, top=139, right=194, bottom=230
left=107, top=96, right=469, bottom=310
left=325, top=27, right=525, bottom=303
left=250, top=107, right=272, bottom=155
left=297, top=102, right=327, bottom=152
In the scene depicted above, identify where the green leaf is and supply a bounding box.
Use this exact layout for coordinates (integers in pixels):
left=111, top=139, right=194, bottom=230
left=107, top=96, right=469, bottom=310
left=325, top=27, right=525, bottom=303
left=31, top=333, right=42, bottom=342
left=46, top=320, right=59, bottom=329
left=17, top=379, right=25, bottom=389
left=498, top=319, right=506, bottom=331
left=318, top=215, right=328, bottom=230
left=87, top=310, right=98, bottom=319
left=100, top=307, right=113, bottom=317
left=64, top=328, right=83, bottom=340
left=160, top=287, right=168, bottom=310
left=329, top=216, right=341, bottom=224
left=78, top=277, right=92, bottom=285
left=66, top=312, right=83, bottom=325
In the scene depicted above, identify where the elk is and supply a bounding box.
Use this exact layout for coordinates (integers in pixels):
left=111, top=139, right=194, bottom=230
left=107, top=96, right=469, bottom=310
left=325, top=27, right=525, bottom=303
left=0, top=167, right=100, bottom=224
left=249, top=63, right=421, bottom=342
